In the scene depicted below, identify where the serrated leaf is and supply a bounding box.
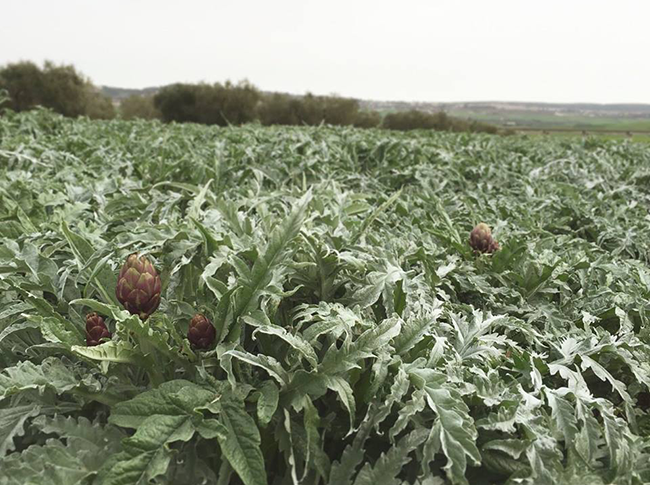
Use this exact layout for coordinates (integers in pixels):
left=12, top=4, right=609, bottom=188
left=103, top=414, right=197, bottom=485
left=0, top=358, right=83, bottom=399
left=546, top=391, right=578, bottom=444
left=215, top=393, right=267, bottom=485
left=0, top=404, right=41, bottom=456
left=324, top=375, right=356, bottom=433
left=109, top=380, right=216, bottom=429
left=257, top=381, right=279, bottom=426
left=72, top=340, right=144, bottom=366
left=412, top=369, right=481, bottom=485
left=225, top=350, right=289, bottom=386
left=0, top=417, right=122, bottom=485
left=226, top=190, right=312, bottom=342
left=61, top=222, right=118, bottom=305
left=245, top=313, right=318, bottom=367
left=353, top=428, right=428, bottom=485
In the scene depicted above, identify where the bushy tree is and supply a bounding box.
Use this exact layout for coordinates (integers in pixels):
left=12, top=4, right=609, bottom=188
left=295, top=93, right=325, bottom=125
left=322, top=96, right=360, bottom=125
left=83, top=88, right=116, bottom=119
left=153, top=83, right=199, bottom=123
left=383, top=110, right=446, bottom=131
left=353, top=110, right=382, bottom=128
left=259, top=92, right=372, bottom=127
left=154, top=81, right=260, bottom=125
left=382, top=109, right=499, bottom=134
left=0, top=61, right=45, bottom=112
left=119, top=94, right=161, bottom=120
left=258, top=93, right=301, bottom=126
left=39, top=62, right=88, bottom=117
left=0, top=60, right=115, bottom=118
left=213, top=80, right=260, bottom=125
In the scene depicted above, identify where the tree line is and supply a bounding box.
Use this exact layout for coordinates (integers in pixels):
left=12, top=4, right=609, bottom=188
left=0, top=61, right=115, bottom=119
left=0, top=60, right=502, bottom=134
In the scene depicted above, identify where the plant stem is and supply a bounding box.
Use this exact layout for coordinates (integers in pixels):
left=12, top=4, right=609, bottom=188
left=72, top=388, right=123, bottom=407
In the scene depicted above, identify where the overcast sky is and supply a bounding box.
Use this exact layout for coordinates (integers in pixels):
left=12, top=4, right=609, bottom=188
left=2, top=0, right=648, bottom=103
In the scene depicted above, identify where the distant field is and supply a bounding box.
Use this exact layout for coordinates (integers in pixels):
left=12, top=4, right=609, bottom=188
left=448, top=108, right=650, bottom=137
left=101, top=86, right=650, bottom=140
left=518, top=132, right=650, bottom=143
left=509, top=129, right=650, bottom=143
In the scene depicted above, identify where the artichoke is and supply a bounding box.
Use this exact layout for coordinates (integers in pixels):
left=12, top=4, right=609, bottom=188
left=469, top=223, right=499, bottom=253
left=188, top=314, right=216, bottom=349
left=116, top=253, right=161, bottom=320
left=86, top=312, right=111, bottom=346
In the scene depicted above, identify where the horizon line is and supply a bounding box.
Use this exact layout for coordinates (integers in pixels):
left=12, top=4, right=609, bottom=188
left=100, top=85, right=650, bottom=108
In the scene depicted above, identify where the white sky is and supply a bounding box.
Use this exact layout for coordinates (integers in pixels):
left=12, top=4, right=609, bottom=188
left=2, top=0, right=649, bottom=103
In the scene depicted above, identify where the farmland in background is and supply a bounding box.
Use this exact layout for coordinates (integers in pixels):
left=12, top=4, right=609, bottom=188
left=103, top=85, right=650, bottom=141
left=361, top=99, right=650, bottom=141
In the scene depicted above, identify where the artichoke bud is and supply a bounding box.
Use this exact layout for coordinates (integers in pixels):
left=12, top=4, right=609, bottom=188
left=469, top=223, right=499, bottom=253
left=116, top=253, right=161, bottom=320
left=188, top=313, right=216, bottom=349
left=86, top=312, right=111, bottom=346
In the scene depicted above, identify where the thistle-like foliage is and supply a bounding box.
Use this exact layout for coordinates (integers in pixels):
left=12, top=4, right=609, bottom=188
left=115, top=253, right=161, bottom=320
left=85, top=312, right=110, bottom=346
left=187, top=313, right=215, bottom=349
left=2, top=110, right=650, bottom=485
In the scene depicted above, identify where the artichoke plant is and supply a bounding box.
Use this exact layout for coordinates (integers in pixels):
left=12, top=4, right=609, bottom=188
left=116, top=253, right=161, bottom=320
left=86, top=312, right=111, bottom=346
left=188, top=314, right=216, bottom=349
left=469, top=223, right=499, bottom=253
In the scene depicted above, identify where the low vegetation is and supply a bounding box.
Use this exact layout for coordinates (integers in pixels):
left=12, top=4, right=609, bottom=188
left=1, top=108, right=650, bottom=484
left=383, top=109, right=500, bottom=134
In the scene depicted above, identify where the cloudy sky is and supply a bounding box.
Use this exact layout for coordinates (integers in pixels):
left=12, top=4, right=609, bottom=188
left=2, top=0, right=648, bottom=103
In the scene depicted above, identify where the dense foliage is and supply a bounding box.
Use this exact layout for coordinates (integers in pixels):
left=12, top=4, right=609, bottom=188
left=256, top=92, right=363, bottom=128
left=1, top=109, right=650, bottom=484
left=383, top=110, right=500, bottom=134
left=152, top=84, right=502, bottom=134
left=0, top=61, right=115, bottom=119
left=119, top=95, right=162, bottom=121
left=153, top=81, right=262, bottom=126
left=0, top=60, right=502, bottom=135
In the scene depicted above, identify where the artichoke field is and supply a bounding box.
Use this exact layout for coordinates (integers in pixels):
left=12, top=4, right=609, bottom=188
left=1, top=109, right=650, bottom=484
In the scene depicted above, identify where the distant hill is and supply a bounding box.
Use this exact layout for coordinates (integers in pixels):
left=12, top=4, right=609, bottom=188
left=102, top=85, right=162, bottom=101
left=362, top=100, right=650, bottom=117
left=101, top=85, right=650, bottom=133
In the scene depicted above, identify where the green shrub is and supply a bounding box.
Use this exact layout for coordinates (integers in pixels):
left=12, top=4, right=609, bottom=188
left=0, top=88, right=9, bottom=108
left=152, top=83, right=199, bottom=123
left=383, top=109, right=500, bottom=134
left=154, top=81, right=260, bottom=125
left=0, top=61, right=45, bottom=112
left=353, top=110, right=382, bottom=128
left=0, top=60, right=115, bottom=119
left=258, top=93, right=302, bottom=126
left=119, top=94, right=161, bottom=120
left=83, top=86, right=116, bottom=120
left=259, top=92, right=368, bottom=127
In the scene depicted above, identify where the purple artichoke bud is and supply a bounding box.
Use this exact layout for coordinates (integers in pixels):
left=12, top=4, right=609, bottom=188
left=188, top=314, right=216, bottom=349
left=116, top=253, right=161, bottom=320
left=86, top=312, right=111, bottom=346
left=487, top=238, right=500, bottom=253
left=469, top=223, right=499, bottom=253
